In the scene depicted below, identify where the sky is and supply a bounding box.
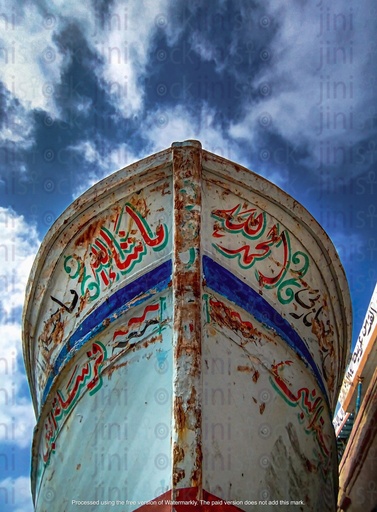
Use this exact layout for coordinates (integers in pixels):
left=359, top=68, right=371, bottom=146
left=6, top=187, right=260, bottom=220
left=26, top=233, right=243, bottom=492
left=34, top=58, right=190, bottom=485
left=0, top=0, right=376, bottom=510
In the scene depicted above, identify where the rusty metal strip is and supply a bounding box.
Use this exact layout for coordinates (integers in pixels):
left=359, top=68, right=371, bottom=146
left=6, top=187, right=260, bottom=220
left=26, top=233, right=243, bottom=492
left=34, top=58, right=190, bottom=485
left=171, top=141, right=203, bottom=500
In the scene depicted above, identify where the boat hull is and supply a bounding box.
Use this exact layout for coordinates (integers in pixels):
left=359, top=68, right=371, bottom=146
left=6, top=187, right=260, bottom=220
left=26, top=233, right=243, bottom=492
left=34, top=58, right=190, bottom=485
left=23, top=141, right=351, bottom=511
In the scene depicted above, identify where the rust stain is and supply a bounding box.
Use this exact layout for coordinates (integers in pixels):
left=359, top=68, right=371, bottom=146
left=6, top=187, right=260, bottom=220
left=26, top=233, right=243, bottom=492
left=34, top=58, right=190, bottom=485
left=208, top=326, right=217, bottom=336
left=141, top=334, right=162, bottom=349
left=311, top=305, right=335, bottom=394
left=304, top=458, right=315, bottom=473
left=150, top=181, right=171, bottom=196
left=173, top=443, right=185, bottom=465
left=128, top=196, right=148, bottom=217
left=74, top=219, right=103, bottom=247
left=286, top=422, right=317, bottom=478
left=188, top=387, right=197, bottom=407
left=106, top=360, right=129, bottom=379
left=191, top=467, right=201, bottom=488
left=237, top=365, right=253, bottom=373
left=173, top=467, right=185, bottom=486
left=76, top=289, right=90, bottom=316
left=253, top=370, right=260, bottom=383
left=174, top=396, right=186, bottom=434
left=90, top=246, right=105, bottom=269
left=259, top=402, right=266, bottom=415
left=39, top=309, right=65, bottom=350
left=172, top=142, right=202, bottom=491
left=192, top=440, right=203, bottom=487
left=209, top=298, right=258, bottom=340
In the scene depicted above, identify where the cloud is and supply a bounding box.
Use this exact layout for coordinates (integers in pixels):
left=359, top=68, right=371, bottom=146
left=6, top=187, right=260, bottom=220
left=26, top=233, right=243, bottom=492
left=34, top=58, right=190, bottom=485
left=67, top=103, right=253, bottom=198
left=0, top=0, right=165, bottom=121
left=0, top=476, right=33, bottom=512
left=89, top=0, right=173, bottom=118
left=211, top=1, right=377, bottom=176
left=144, top=103, right=240, bottom=161
left=68, top=140, right=139, bottom=197
left=0, top=207, right=40, bottom=449
left=0, top=3, right=69, bottom=117
left=0, top=84, right=34, bottom=148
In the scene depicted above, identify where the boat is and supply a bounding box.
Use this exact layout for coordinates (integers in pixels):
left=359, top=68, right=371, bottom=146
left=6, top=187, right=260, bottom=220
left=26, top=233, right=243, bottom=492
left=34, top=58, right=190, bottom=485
left=22, top=140, right=351, bottom=511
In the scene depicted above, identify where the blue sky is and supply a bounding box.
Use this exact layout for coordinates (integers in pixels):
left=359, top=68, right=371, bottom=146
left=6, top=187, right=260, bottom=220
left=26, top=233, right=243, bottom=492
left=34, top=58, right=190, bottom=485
left=0, top=0, right=376, bottom=510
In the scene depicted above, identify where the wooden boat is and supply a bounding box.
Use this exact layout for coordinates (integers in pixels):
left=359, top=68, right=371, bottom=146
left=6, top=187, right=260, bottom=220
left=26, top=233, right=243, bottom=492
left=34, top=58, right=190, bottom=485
left=22, top=141, right=351, bottom=511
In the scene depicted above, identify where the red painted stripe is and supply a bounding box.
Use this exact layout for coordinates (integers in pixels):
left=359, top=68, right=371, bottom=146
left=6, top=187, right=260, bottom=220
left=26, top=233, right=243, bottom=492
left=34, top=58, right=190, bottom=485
left=134, top=488, right=245, bottom=511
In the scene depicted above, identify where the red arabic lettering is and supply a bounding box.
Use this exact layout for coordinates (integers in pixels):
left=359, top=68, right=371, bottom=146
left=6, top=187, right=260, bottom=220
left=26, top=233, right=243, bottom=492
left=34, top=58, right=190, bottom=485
left=125, top=204, right=167, bottom=248
left=212, top=204, right=266, bottom=238
left=256, top=230, right=290, bottom=286
left=42, top=342, right=107, bottom=464
left=271, top=361, right=329, bottom=457
left=96, top=228, right=145, bottom=272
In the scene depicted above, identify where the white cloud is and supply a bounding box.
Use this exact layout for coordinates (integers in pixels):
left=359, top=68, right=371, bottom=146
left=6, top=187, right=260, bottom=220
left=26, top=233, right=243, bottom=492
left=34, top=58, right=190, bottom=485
left=0, top=3, right=68, bottom=117
left=70, top=103, right=292, bottom=198
left=0, top=90, right=34, bottom=148
left=227, top=1, right=377, bottom=174
left=144, top=103, right=242, bottom=164
left=0, top=207, right=40, bottom=313
left=68, top=140, right=139, bottom=197
left=0, top=0, right=183, bottom=152
left=69, top=104, right=250, bottom=197
left=0, top=207, right=40, bottom=449
left=89, top=0, right=172, bottom=118
left=0, top=476, right=33, bottom=512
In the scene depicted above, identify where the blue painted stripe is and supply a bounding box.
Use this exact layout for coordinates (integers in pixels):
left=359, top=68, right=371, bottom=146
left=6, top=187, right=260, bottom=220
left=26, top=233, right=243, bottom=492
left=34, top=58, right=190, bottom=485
left=42, top=259, right=172, bottom=405
left=203, top=255, right=328, bottom=403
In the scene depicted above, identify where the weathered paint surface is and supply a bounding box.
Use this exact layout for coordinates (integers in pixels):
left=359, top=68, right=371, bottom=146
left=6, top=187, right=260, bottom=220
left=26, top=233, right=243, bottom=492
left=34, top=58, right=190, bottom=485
left=35, top=291, right=173, bottom=510
left=201, top=268, right=337, bottom=510
left=171, top=141, right=203, bottom=495
left=32, top=177, right=172, bottom=411
left=23, top=141, right=351, bottom=511
left=202, top=179, right=341, bottom=410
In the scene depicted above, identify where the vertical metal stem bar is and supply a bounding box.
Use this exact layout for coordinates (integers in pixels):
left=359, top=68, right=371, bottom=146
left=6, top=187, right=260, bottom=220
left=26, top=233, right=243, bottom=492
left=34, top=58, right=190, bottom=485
left=171, top=141, right=203, bottom=501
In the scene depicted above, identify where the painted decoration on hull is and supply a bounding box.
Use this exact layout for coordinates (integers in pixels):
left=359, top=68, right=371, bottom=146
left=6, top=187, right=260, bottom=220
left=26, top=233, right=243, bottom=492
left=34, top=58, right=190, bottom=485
left=204, top=288, right=333, bottom=476
left=41, top=341, right=107, bottom=465
left=32, top=181, right=172, bottom=411
left=35, top=292, right=172, bottom=507
left=64, top=201, right=169, bottom=302
left=202, top=179, right=338, bottom=406
left=269, top=361, right=332, bottom=480
left=39, top=296, right=168, bottom=466
left=201, top=286, right=336, bottom=511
